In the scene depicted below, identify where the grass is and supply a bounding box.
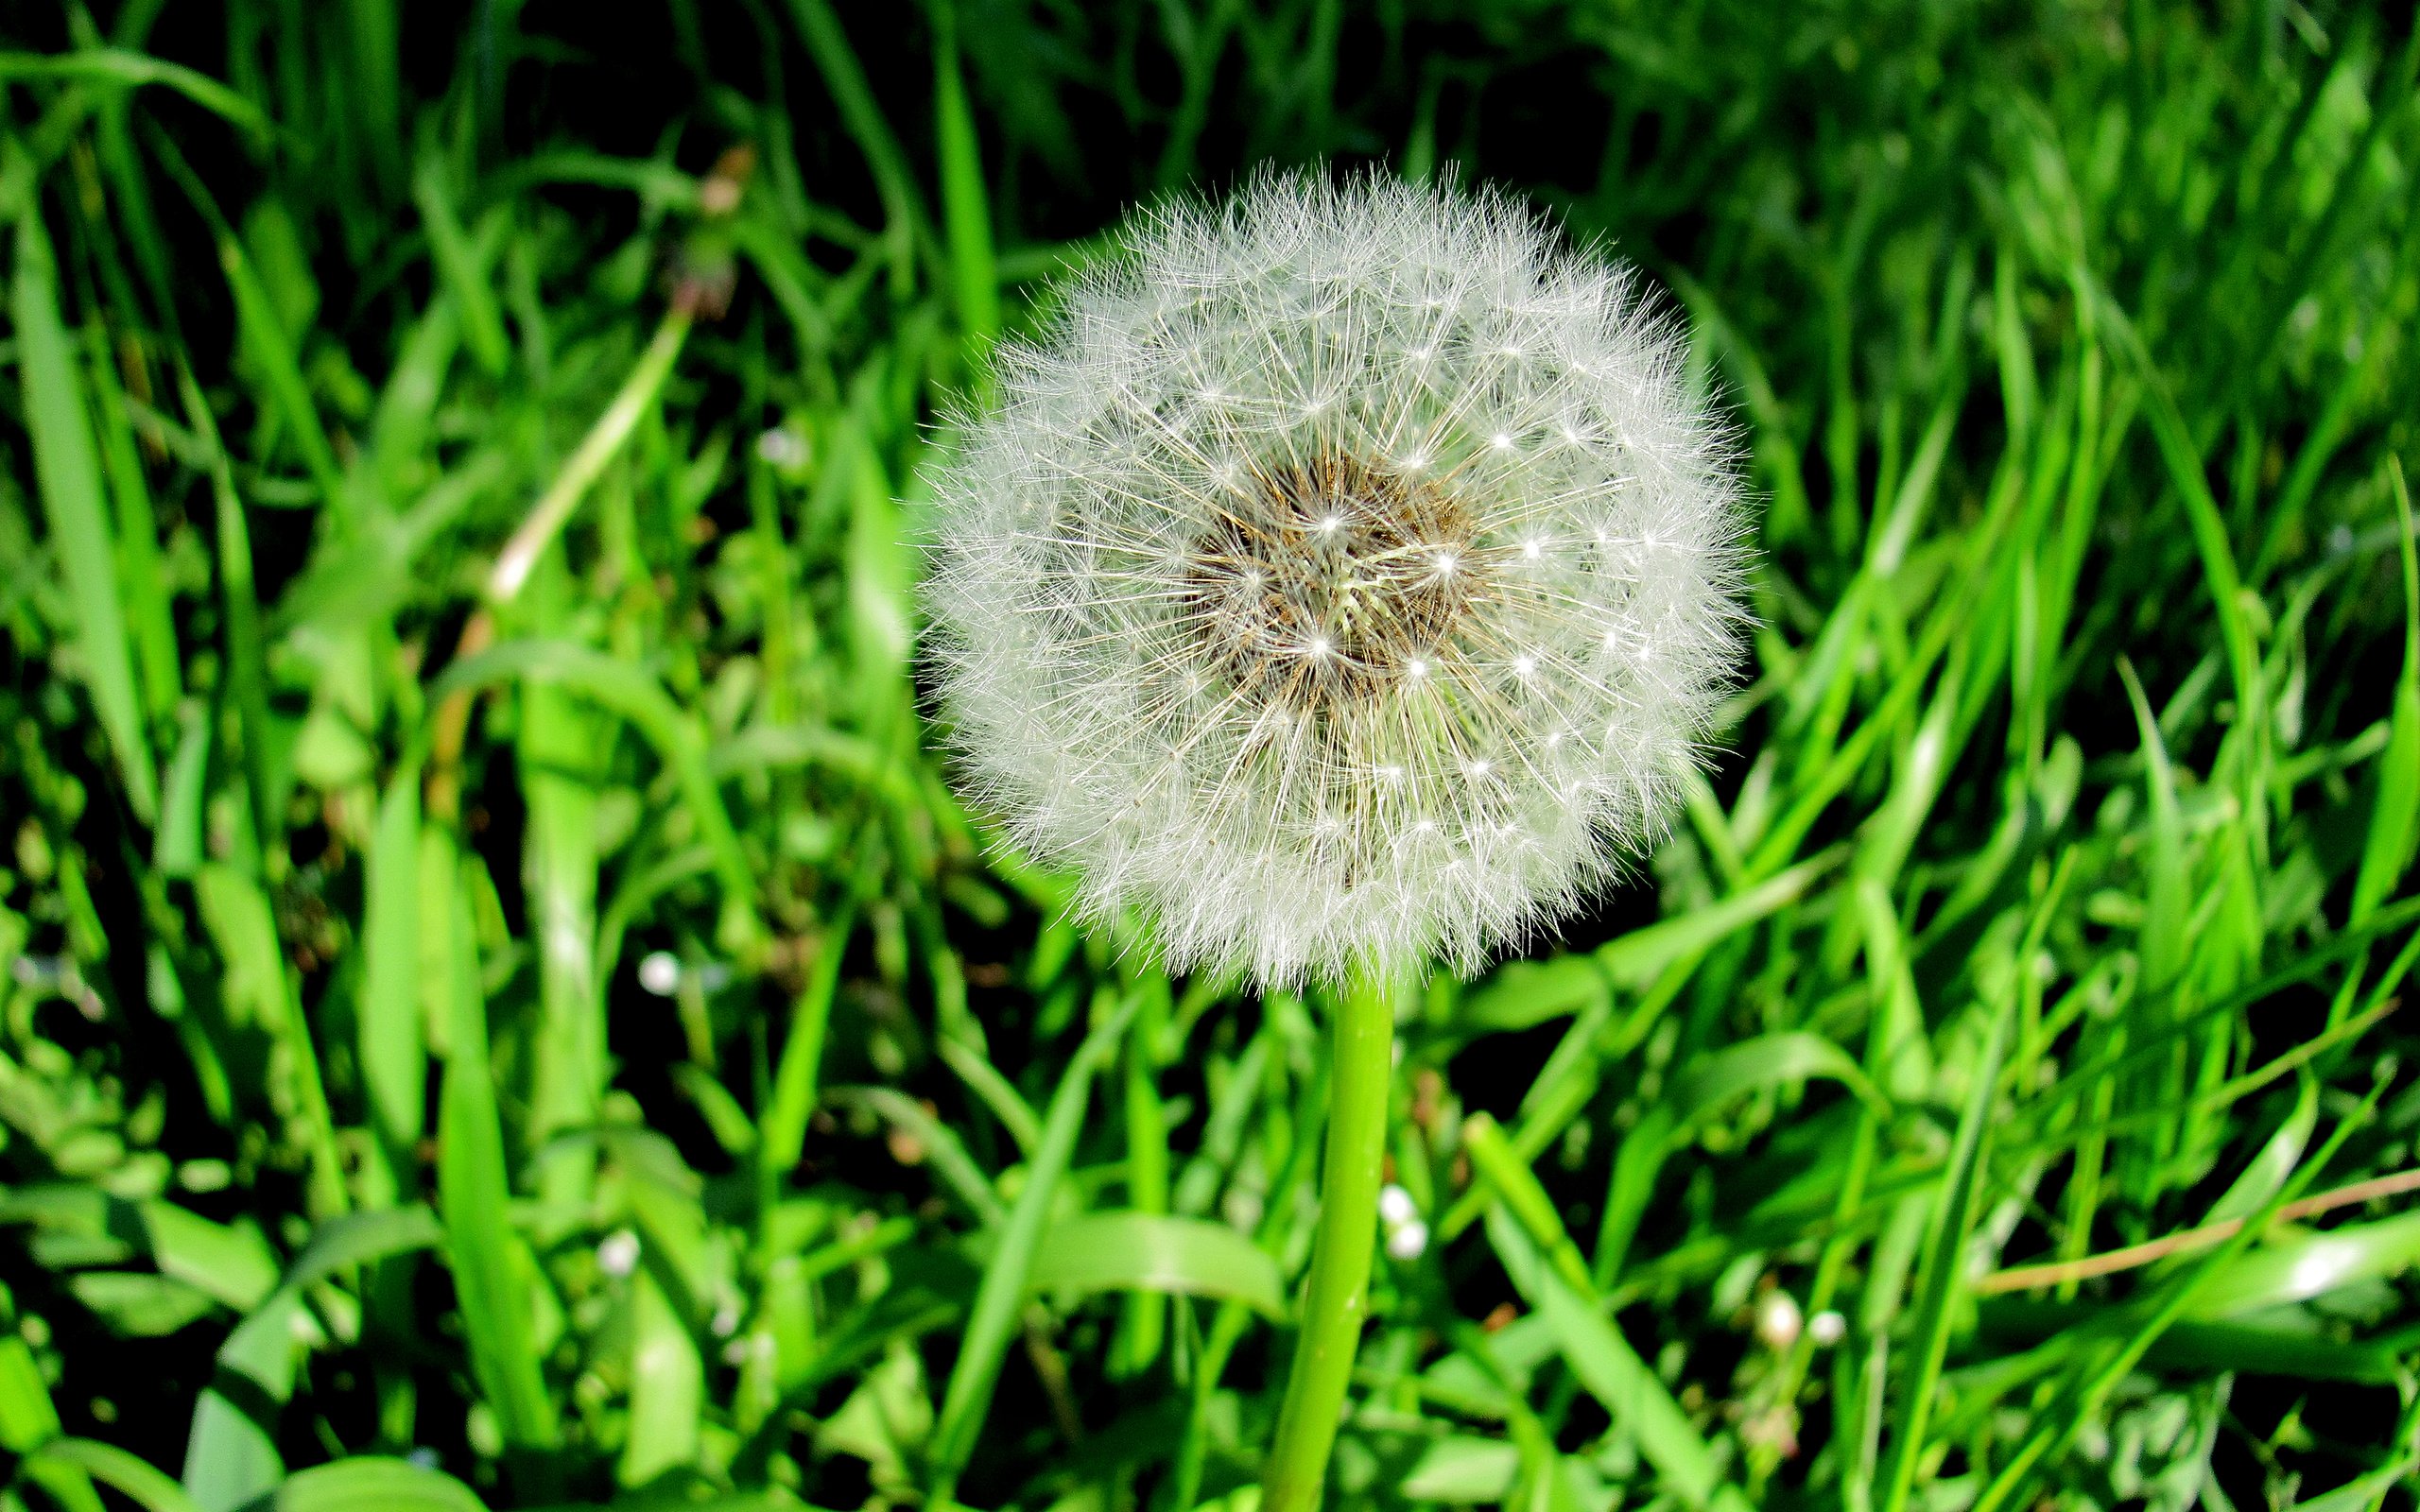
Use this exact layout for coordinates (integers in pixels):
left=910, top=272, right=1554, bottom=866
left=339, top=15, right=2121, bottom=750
left=0, top=1, right=2417, bottom=1508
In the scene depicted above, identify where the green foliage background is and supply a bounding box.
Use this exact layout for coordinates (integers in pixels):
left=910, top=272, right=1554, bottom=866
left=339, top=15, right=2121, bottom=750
left=1, top=2, right=2417, bottom=1508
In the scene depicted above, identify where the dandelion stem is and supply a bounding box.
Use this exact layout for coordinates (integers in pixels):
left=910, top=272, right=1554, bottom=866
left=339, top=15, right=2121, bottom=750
left=1261, top=966, right=1394, bottom=1512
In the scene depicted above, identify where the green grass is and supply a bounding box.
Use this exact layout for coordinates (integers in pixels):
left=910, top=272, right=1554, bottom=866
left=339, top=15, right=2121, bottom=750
left=1, top=2, right=2417, bottom=1509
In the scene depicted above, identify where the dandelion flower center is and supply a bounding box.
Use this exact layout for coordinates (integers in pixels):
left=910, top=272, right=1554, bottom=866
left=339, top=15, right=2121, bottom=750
left=1186, top=452, right=1486, bottom=712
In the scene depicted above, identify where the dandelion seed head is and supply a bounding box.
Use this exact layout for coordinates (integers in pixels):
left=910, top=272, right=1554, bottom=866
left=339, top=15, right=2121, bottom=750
left=923, top=170, right=1751, bottom=988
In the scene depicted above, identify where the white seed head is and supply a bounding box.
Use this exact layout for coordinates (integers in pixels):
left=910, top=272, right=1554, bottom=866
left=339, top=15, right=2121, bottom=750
left=923, top=171, right=1750, bottom=988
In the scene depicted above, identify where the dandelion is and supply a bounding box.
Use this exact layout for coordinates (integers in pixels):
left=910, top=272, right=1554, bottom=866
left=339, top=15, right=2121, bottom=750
left=920, top=170, right=1748, bottom=1511
left=923, top=171, right=1747, bottom=989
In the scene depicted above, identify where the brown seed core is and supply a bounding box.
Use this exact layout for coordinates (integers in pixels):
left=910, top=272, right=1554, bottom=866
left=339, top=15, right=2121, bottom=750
left=1184, top=452, right=1487, bottom=711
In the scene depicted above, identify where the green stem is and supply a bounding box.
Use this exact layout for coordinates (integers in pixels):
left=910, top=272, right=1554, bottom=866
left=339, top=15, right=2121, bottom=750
left=1261, top=968, right=1394, bottom=1512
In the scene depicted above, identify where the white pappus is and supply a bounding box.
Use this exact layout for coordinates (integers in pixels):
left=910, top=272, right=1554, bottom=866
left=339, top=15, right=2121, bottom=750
left=922, top=171, right=1751, bottom=988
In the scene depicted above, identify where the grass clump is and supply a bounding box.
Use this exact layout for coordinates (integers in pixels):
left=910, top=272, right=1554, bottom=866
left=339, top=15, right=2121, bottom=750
left=0, top=3, right=2416, bottom=1510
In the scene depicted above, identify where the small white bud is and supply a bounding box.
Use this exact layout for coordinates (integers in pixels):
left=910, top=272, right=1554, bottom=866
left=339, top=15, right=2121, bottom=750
left=1377, top=1183, right=1418, bottom=1228
left=754, top=427, right=807, bottom=468
left=1808, top=1310, right=1847, bottom=1348
left=1384, top=1219, right=1429, bottom=1262
left=636, top=952, right=682, bottom=997
left=1754, top=1290, right=1804, bottom=1351
left=597, top=1228, right=641, bottom=1279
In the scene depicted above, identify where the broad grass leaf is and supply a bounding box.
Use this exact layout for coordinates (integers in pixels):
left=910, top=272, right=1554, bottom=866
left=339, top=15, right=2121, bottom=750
left=235, top=1458, right=485, bottom=1512
left=1027, top=1211, right=1286, bottom=1317
left=2188, top=1211, right=2420, bottom=1320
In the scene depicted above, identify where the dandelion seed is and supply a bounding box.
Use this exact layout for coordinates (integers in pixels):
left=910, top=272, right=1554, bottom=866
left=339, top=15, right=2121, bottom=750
left=923, top=171, right=1750, bottom=988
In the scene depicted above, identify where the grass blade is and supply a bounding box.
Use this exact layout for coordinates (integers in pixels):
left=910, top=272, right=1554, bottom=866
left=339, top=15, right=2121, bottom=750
left=251, top=1458, right=486, bottom=1512
left=930, top=1, right=998, bottom=349
left=358, top=765, right=427, bottom=1202
left=1026, top=1211, right=1285, bottom=1317
left=411, top=157, right=510, bottom=379
left=13, top=188, right=157, bottom=821
left=32, top=1439, right=205, bottom=1512
left=427, top=831, right=560, bottom=1461
left=927, top=992, right=1137, bottom=1503
left=1876, top=988, right=2017, bottom=1512
left=1481, top=1206, right=1753, bottom=1512
left=2349, top=458, right=2418, bottom=927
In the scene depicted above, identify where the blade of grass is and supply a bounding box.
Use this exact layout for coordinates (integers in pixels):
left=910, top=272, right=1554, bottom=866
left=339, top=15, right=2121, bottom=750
left=428, top=830, right=561, bottom=1464
left=144, top=124, right=346, bottom=516
left=31, top=1440, right=205, bottom=1512
left=782, top=0, right=925, bottom=292
left=759, top=907, right=856, bottom=1216
left=412, top=156, right=510, bottom=379
left=930, top=1, right=997, bottom=351
left=2345, top=459, right=2418, bottom=928
left=1876, top=974, right=2017, bottom=1512
left=13, top=182, right=157, bottom=821
left=174, top=360, right=280, bottom=868
left=927, top=991, right=1137, bottom=1505
left=0, top=50, right=269, bottom=141
left=618, top=1266, right=704, bottom=1486
left=1479, top=1205, right=1753, bottom=1512
left=1970, top=1069, right=2398, bottom=1512
left=1111, top=982, right=1173, bottom=1377
left=359, top=763, right=426, bottom=1202
left=1026, top=1211, right=1285, bottom=1316
left=486, top=303, right=692, bottom=601
left=431, top=638, right=758, bottom=956
left=188, top=863, right=348, bottom=1220
left=514, top=554, right=605, bottom=1227
left=83, top=322, right=181, bottom=726
left=251, top=1458, right=485, bottom=1512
